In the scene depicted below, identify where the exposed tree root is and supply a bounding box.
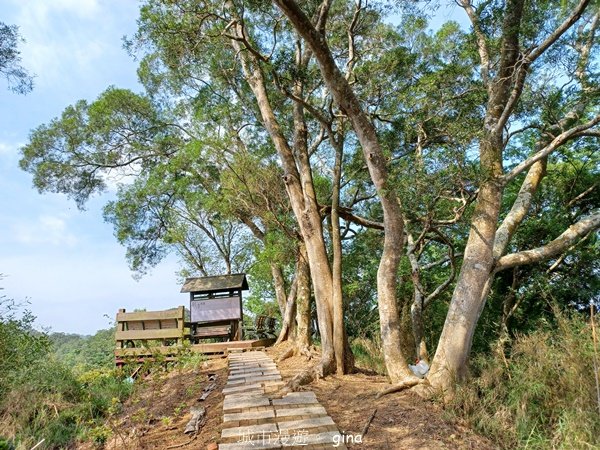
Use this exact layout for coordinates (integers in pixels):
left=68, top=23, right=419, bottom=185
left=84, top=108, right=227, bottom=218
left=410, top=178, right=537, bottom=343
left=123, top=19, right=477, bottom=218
left=360, top=408, right=377, bottom=437
left=277, top=347, right=295, bottom=363
left=287, top=355, right=334, bottom=391
left=288, top=366, right=319, bottom=391
left=375, top=377, right=427, bottom=399
left=277, top=344, right=314, bottom=363
left=298, top=344, right=315, bottom=359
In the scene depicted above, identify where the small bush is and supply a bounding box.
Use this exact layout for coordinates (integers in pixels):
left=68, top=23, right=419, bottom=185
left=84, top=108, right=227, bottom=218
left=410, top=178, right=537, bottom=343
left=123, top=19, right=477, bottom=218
left=448, top=309, right=600, bottom=449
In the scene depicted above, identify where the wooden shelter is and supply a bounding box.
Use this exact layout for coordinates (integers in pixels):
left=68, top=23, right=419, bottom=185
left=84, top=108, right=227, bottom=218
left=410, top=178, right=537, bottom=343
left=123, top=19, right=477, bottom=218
left=181, top=273, right=249, bottom=342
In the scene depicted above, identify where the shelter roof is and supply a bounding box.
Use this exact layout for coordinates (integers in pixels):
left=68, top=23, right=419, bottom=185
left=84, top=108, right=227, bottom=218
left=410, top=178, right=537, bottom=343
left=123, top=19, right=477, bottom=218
left=180, top=273, right=249, bottom=293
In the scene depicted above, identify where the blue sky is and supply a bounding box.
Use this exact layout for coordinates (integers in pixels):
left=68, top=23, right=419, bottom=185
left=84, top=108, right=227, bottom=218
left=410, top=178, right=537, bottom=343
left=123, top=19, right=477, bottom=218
left=0, top=0, right=183, bottom=335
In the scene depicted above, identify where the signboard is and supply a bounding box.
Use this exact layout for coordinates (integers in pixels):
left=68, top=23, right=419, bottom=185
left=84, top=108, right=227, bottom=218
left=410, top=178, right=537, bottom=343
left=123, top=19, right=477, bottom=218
left=190, top=296, right=241, bottom=322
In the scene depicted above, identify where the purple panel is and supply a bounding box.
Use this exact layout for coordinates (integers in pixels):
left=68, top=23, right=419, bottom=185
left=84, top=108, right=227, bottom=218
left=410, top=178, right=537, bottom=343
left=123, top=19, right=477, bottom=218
left=191, top=297, right=241, bottom=322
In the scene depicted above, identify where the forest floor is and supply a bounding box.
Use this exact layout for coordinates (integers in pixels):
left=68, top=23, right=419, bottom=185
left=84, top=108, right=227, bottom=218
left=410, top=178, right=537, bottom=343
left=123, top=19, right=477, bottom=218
left=270, top=343, right=496, bottom=450
left=79, top=344, right=496, bottom=450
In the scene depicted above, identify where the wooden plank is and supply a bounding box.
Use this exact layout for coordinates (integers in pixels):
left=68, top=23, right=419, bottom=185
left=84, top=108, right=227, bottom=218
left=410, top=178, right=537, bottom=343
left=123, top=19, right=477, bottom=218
left=127, top=321, right=145, bottom=331
left=116, top=307, right=184, bottom=322
left=161, top=318, right=178, bottom=329
left=187, top=338, right=275, bottom=354
left=115, top=346, right=181, bottom=357
left=116, top=309, right=126, bottom=349
left=143, top=320, right=161, bottom=330
left=115, top=328, right=183, bottom=341
left=195, top=325, right=231, bottom=337
left=114, top=338, right=276, bottom=360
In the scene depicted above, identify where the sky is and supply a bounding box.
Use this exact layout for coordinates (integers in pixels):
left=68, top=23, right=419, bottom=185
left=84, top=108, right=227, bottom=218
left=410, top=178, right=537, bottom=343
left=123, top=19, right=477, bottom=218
left=0, top=1, right=468, bottom=335
left=0, top=0, right=183, bottom=335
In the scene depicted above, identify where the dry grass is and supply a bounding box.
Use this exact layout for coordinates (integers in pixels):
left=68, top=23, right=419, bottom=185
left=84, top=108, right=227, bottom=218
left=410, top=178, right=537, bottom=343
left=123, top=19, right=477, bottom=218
left=448, top=310, right=600, bottom=449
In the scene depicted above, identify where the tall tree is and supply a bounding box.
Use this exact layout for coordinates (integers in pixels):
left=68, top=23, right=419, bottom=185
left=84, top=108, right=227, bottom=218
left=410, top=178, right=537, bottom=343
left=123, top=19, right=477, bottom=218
left=130, top=0, right=373, bottom=376
left=428, top=0, right=600, bottom=394
left=273, top=0, right=416, bottom=383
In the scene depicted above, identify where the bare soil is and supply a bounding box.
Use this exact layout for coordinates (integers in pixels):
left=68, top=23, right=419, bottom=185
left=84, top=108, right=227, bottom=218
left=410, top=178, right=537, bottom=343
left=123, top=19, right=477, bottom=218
left=78, top=358, right=228, bottom=450
left=268, top=343, right=497, bottom=450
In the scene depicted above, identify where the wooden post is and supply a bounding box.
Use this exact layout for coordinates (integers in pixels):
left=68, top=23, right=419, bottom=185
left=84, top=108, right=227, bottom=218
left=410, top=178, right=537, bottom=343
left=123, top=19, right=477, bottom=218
left=116, top=308, right=126, bottom=349
left=178, top=305, right=185, bottom=345
left=238, top=289, right=244, bottom=341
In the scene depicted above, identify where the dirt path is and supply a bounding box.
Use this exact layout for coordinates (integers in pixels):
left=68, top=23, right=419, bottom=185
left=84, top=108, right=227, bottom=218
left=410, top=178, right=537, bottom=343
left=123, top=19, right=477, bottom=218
left=219, top=350, right=348, bottom=449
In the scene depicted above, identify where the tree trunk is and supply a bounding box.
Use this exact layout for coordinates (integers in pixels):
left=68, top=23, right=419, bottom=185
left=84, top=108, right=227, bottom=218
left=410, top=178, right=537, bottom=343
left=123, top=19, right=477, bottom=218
left=276, top=271, right=298, bottom=344
left=331, top=135, right=353, bottom=373
left=226, top=7, right=336, bottom=375
left=271, top=264, right=289, bottom=317
left=406, top=233, right=425, bottom=361
left=274, top=0, right=413, bottom=383
left=295, top=243, right=312, bottom=352
left=428, top=178, right=502, bottom=390
left=428, top=0, right=525, bottom=394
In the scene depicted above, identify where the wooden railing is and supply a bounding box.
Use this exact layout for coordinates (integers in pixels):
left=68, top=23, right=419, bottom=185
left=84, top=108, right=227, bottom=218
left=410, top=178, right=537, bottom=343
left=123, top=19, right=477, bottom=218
left=114, top=306, right=185, bottom=363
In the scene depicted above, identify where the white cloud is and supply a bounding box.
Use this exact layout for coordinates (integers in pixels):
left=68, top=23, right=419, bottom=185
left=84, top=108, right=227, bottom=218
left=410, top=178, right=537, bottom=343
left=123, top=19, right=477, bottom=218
left=13, top=214, right=78, bottom=247
left=0, top=140, right=24, bottom=160
left=10, top=0, right=114, bottom=88
left=0, top=142, right=11, bottom=154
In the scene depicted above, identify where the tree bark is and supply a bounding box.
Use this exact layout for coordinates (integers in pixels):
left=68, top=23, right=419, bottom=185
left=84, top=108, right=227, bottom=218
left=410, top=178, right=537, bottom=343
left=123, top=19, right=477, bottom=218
left=428, top=177, right=503, bottom=390
left=276, top=271, right=298, bottom=344
left=271, top=264, right=289, bottom=317
left=295, top=242, right=312, bottom=352
left=331, top=134, right=353, bottom=373
left=495, top=213, right=600, bottom=271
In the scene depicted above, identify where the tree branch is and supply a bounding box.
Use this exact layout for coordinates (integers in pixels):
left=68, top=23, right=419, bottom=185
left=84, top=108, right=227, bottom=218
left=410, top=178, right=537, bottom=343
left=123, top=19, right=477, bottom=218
left=502, top=114, right=600, bottom=184
left=458, top=0, right=491, bottom=86
left=495, top=213, right=600, bottom=271
left=527, top=0, right=591, bottom=63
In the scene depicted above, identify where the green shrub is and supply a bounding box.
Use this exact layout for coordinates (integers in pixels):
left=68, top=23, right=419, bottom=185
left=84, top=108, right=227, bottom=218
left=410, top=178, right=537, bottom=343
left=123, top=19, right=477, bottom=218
left=448, top=309, right=600, bottom=449
left=0, top=297, right=50, bottom=402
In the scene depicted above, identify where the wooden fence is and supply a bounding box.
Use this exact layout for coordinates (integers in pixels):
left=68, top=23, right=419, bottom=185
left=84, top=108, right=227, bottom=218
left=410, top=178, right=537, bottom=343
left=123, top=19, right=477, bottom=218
left=114, top=306, right=185, bottom=363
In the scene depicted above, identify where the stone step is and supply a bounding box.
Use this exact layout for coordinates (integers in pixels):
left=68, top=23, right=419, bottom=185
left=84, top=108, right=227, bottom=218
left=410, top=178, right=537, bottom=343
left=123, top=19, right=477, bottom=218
left=244, top=374, right=282, bottom=384
left=221, top=423, right=278, bottom=439
left=272, top=392, right=318, bottom=406
left=277, top=416, right=335, bottom=431
left=274, top=406, right=327, bottom=417
left=224, top=392, right=267, bottom=400
left=221, top=353, right=345, bottom=450
left=218, top=440, right=281, bottom=450
left=229, top=363, right=276, bottom=370
left=226, top=378, right=285, bottom=388
left=222, top=383, right=264, bottom=395
left=223, top=409, right=276, bottom=423
left=229, top=371, right=280, bottom=380
left=223, top=396, right=271, bottom=410
left=281, top=431, right=343, bottom=447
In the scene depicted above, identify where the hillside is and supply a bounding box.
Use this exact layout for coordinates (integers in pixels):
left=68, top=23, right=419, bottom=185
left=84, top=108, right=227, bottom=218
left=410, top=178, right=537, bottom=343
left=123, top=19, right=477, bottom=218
left=70, top=343, right=493, bottom=450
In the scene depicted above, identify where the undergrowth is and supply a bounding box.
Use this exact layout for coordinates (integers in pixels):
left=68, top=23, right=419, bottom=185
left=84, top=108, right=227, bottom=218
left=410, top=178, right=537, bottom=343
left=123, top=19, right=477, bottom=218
left=351, top=336, right=386, bottom=375
left=0, top=360, right=133, bottom=449
left=448, top=309, right=600, bottom=449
